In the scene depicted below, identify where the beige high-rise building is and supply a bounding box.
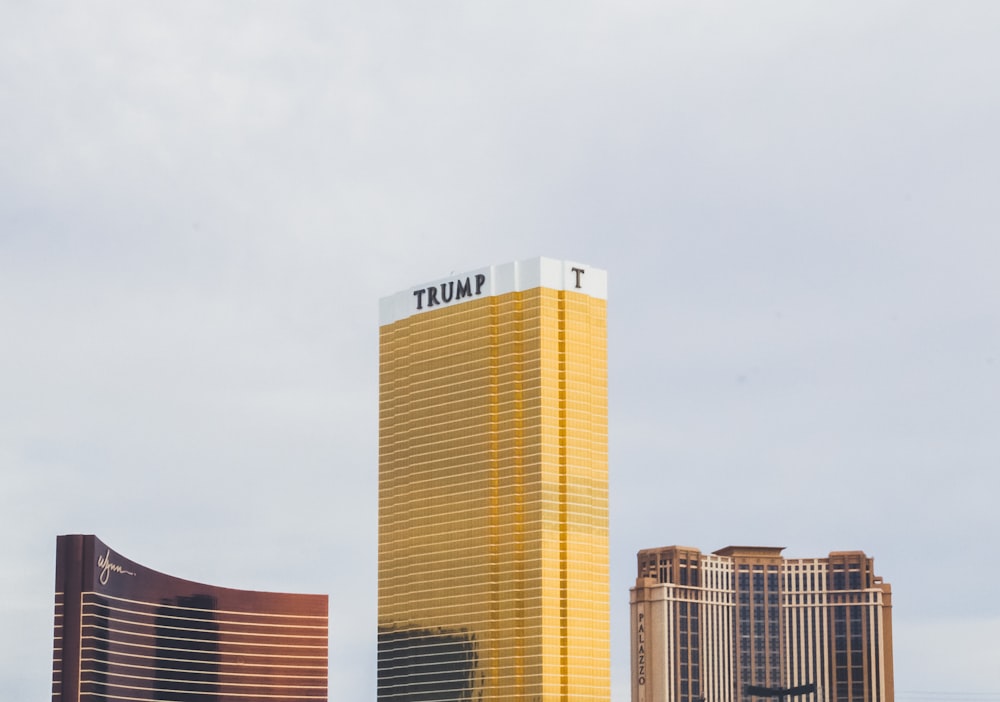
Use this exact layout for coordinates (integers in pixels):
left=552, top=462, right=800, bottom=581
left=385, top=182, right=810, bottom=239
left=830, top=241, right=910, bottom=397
left=378, top=257, right=609, bottom=701
left=630, top=546, right=893, bottom=702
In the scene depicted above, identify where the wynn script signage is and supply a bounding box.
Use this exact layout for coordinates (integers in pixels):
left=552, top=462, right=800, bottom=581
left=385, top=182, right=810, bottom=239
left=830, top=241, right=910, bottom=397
left=97, top=548, right=136, bottom=585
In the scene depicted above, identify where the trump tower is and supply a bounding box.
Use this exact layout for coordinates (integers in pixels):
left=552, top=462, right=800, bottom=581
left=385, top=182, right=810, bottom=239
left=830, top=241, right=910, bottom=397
left=378, top=257, right=610, bottom=701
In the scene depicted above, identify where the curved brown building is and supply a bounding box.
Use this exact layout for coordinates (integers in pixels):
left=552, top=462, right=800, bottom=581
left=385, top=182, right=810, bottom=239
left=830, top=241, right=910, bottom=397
left=52, top=534, right=328, bottom=702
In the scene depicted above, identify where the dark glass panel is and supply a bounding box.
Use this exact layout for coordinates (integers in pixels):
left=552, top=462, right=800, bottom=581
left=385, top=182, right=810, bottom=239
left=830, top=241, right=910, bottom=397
left=377, top=626, right=478, bottom=701
left=155, top=594, right=220, bottom=701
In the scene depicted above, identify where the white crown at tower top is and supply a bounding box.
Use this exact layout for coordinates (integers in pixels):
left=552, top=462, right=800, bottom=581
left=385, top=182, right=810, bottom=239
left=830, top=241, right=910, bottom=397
left=379, top=257, right=608, bottom=326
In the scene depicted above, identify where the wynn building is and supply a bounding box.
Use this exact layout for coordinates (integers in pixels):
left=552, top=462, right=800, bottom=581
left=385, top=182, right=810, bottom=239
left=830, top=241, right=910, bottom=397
left=378, top=258, right=610, bottom=700
left=52, top=534, right=328, bottom=701
left=630, top=546, right=893, bottom=702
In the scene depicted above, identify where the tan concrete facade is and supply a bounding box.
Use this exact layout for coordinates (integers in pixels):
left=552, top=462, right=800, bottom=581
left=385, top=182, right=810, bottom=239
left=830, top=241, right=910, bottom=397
left=378, top=258, right=609, bottom=701
left=630, top=546, right=893, bottom=702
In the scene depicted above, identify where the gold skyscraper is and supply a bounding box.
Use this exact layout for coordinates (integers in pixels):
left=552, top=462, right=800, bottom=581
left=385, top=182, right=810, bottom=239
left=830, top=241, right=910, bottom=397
left=378, top=257, right=609, bottom=701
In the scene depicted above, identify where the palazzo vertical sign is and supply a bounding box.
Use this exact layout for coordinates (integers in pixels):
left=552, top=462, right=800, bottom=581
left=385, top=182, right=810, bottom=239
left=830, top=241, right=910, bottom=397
left=636, top=609, right=647, bottom=698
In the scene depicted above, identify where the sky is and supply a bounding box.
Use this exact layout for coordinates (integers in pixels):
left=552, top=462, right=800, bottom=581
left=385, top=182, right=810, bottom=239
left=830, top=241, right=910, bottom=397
left=2, top=2, right=999, bottom=700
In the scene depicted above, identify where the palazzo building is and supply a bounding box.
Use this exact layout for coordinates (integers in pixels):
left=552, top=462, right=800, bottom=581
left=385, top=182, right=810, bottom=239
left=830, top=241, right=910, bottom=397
left=378, top=257, right=609, bottom=701
left=52, top=534, right=328, bottom=702
left=630, top=546, right=893, bottom=702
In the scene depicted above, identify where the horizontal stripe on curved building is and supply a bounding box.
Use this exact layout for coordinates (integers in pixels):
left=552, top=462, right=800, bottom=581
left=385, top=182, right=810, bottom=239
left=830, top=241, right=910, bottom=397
left=53, top=534, right=328, bottom=702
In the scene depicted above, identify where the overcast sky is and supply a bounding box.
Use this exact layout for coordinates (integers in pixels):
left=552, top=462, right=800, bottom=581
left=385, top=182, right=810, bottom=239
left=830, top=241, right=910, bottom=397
left=2, top=3, right=999, bottom=701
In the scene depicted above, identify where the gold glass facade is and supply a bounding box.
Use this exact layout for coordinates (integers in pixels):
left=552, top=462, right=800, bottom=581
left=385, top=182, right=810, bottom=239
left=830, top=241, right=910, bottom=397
left=378, top=259, right=609, bottom=701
